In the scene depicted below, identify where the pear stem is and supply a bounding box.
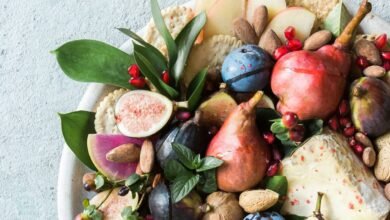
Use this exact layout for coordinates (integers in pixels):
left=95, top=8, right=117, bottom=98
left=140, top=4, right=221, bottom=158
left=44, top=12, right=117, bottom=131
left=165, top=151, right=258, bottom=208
left=313, top=192, right=325, bottom=220
left=334, top=0, right=372, bottom=50
left=247, top=91, right=264, bottom=110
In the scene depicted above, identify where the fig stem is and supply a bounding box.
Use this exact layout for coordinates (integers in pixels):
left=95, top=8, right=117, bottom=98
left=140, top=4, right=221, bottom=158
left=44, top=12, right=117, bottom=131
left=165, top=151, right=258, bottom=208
left=313, top=192, right=325, bottom=220
left=334, top=0, right=372, bottom=50
left=174, top=101, right=189, bottom=109
left=247, top=91, right=264, bottom=110
left=352, top=86, right=367, bottom=98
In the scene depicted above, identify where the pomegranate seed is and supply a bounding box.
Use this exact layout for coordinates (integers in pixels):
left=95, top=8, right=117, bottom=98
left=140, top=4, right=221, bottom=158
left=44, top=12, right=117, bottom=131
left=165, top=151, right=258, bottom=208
left=175, top=111, right=192, bottom=122
left=267, top=162, right=279, bottom=177
left=287, top=39, right=303, bottom=51
left=348, top=137, right=357, bottom=147
left=339, top=117, right=352, bottom=128
left=375, top=34, right=387, bottom=49
left=356, top=56, right=369, bottom=69
left=273, top=46, right=289, bottom=60
left=289, top=124, right=305, bottom=142
left=382, top=51, right=390, bottom=61
left=328, top=116, right=340, bottom=131
left=162, top=70, right=170, bottom=84
left=343, top=126, right=356, bottom=137
left=338, top=100, right=350, bottom=117
left=282, top=112, right=299, bottom=128
left=383, top=60, right=390, bottom=71
left=128, top=64, right=141, bottom=78
left=272, top=147, right=282, bottom=161
left=129, top=77, right=146, bottom=88
left=353, top=143, right=365, bottom=155
left=263, top=132, right=276, bottom=145
left=284, top=26, right=296, bottom=40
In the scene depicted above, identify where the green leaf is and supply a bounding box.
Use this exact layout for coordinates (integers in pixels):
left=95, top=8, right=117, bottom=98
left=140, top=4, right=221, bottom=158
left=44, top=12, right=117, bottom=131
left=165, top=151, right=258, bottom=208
left=94, top=174, right=105, bottom=190
left=198, top=170, right=218, bottom=194
left=271, top=120, right=287, bottom=134
left=150, top=0, right=178, bottom=67
left=59, top=111, right=97, bottom=170
left=118, top=28, right=167, bottom=72
left=125, top=174, right=141, bottom=187
left=196, top=157, right=223, bottom=172
left=193, top=154, right=202, bottom=169
left=186, top=68, right=208, bottom=111
left=133, top=51, right=179, bottom=99
left=284, top=215, right=307, bottom=220
left=121, top=206, right=142, bottom=220
left=53, top=40, right=135, bottom=89
left=276, top=132, right=290, bottom=141
left=265, top=176, right=288, bottom=196
left=170, top=174, right=200, bottom=203
left=172, top=12, right=207, bottom=85
left=324, top=1, right=352, bottom=37
left=172, top=143, right=196, bottom=170
left=304, top=119, right=324, bottom=137
left=164, top=160, right=191, bottom=181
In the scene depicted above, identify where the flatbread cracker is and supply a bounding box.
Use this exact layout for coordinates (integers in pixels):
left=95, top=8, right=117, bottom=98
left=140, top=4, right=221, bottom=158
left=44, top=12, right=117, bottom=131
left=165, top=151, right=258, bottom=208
left=95, top=88, right=128, bottom=134
left=144, top=6, right=194, bottom=56
left=183, top=35, right=243, bottom=86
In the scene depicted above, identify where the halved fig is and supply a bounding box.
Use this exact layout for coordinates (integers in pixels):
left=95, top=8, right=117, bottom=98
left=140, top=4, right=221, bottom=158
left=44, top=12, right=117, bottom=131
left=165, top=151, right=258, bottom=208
left=115, top=90, right=173, bottom=138
left=87, top=134, right=144, bottom=181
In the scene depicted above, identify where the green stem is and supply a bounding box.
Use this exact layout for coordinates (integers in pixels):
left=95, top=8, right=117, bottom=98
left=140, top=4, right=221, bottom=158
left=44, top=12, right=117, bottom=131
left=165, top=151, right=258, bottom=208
left=97, top=188, right=114, bottom=209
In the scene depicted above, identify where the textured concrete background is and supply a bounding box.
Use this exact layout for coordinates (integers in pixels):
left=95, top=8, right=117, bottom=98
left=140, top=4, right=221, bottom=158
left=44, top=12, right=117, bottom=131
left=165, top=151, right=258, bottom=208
left=0, top=0, right=388, bottom=219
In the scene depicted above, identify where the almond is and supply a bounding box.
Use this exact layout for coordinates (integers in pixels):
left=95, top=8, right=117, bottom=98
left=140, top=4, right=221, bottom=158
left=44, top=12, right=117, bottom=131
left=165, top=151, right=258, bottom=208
left=303, top=30, right=332, bottom=51
left=355, top=132, right=374, bottom=149
left=105, top=143, right=140, bottom=163
left=362, top=147, right=376, bottom=167
left=239, top=189, right=279, bottom=213
left=363, top=65, right=386, bottom=78
left=252, top=6, right=268, bottom=38
left=233, top=17, right=258, bottom=44
left=385, top=183, right=390, bottom=200
left=139, top=139, right=155, bottom=173
left=354, top=39, right=382, bottom=65
left=259, top=29, right=282, bottom=55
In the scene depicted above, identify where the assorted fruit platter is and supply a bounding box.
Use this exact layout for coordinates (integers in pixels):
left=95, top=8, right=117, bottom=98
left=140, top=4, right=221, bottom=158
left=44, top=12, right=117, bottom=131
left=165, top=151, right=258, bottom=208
left=54, top=0, right=390, bottom=219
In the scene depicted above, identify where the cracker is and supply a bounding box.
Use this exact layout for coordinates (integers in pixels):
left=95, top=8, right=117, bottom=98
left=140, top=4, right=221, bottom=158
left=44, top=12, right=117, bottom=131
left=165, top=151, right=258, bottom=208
left=144, top=6, right=194, bottom=56
left=183, top=35, right=243, bottom=86
left=95, top=88, right=128, bottom=134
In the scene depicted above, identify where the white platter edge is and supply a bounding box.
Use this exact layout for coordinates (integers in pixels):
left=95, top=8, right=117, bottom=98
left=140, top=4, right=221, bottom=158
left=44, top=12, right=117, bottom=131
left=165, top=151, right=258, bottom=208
left=57, top=1, right=389, bottom=219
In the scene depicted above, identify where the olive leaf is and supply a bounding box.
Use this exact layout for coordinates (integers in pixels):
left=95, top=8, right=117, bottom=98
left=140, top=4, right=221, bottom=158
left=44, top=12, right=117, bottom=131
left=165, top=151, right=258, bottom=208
left=125, top=174, right=141, bottom=187
left=324, top=1, right=352, bottom=37
left=150, top=0, right=177, bottom=68
left=53, top=40, right=135, bottom=89
left=186, top=68, right=208, bottom=111
left=59, top=111, right=97, bottom=171
left=196, top=157, right=223, bottom=172
left=172, top=12, right=207, bottom=86
left=171, top=142, right=196, bottom=169
left=170, top=174, right=200, bottom=203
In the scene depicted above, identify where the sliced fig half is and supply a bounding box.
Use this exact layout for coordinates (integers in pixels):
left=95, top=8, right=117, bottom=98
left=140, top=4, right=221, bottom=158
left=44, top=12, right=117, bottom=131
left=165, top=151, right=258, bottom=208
left=115, top=90, right=173, bottom=138
left=87, top=134, right=143, bottom=181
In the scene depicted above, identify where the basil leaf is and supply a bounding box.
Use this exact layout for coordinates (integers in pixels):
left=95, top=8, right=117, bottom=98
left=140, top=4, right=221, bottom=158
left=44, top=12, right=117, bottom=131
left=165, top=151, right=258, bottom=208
left=196, top=157, right=223, bottom=172
left=171, top=143, right=196, bottom=170
left=118, top=28, right=168, bottom=72
left=150, top=0, right=178, bottom=67
left=284, top=215, right=307, bottom=220
left=170, top=174, right=200, bottom=203
left=125, top=174, right=141, bottom=187
left=134, top=51, right=179, bottom=99
left=59, top=111, right=97, bottom=171
left=187, top=68, right=208, bottom=111
left=172, top=12, right=207, bottom=85
left=304, top=119, right=324, bottom=137
left=164, top=159, right=191, bottom=181
left=94, top=174, right=105, bottom=190
left=198, top=170, right=218, bottom=194
left=324, top=1, right=352, bottom=37
left=53, top=40, right=135, bottom=89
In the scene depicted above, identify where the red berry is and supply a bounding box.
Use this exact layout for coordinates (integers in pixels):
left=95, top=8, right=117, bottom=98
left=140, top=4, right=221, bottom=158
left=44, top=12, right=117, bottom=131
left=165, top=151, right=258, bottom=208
left=287, top=39, right=303, bottom=51
left=343, top=126, right=355, bottom=137
left=175, top=111, right=192, bottom=122
left=267, top=162, right=279, bottom=177
left=282, top=112, right=299, bottom=128
left=128, top=64, right=141, bottom=78
left=339, top=117, right=352, bottom=128
left=356, top=56, right=369, bottom=69
left=284, top=26, right=296, bottom=40
left=375, top=34, right=387, bottom=50
left=328, top=116, right=340, bottom=131
left=384, top=60, right=390, bottom=71
left=263, top=132, right=276, bottom=145
left=289, top=124, right=305, bottom=142
left=129, top=77, right=146, bottom=88
left=348, top=137, right=357, bottom=147
left=338, top=100, right=349, bottom=117
left=273, top=46, right=289, bottom=60
left=353, top=143, right=365, bottom=155
left=162, top=70, right=170, bottom=84
left=382, top=51, right=390, bottom=61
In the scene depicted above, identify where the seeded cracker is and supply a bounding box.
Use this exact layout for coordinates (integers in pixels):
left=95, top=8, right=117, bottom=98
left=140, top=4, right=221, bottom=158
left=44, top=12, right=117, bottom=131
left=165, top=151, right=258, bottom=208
left=144, top=6, right=194, bottom=56
left=95, top=88, right=128, bottom=134
left=183, top=35, right=243, bottom=86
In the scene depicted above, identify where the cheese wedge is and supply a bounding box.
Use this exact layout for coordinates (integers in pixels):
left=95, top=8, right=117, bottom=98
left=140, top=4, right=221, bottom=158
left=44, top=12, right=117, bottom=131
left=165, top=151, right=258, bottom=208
left=281, top=129, right=390, bottom=220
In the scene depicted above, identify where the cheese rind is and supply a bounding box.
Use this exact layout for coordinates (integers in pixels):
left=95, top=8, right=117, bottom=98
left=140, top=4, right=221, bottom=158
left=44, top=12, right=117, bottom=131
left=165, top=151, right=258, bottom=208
left=281, top=129, right=390, bottom=220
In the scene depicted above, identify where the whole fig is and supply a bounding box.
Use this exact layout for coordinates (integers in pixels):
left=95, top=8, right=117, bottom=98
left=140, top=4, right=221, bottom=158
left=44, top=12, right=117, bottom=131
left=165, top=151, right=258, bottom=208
left=350, top=77, right=390, bottom=137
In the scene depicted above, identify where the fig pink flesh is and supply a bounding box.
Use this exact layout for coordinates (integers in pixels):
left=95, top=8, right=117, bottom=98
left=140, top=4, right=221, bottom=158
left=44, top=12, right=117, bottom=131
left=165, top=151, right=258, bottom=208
left=87, top=134, right=144, bottom=181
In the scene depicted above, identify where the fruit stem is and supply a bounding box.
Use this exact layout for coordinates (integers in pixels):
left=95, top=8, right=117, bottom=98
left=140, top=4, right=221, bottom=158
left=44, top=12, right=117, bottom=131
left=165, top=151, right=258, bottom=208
left=199, top=204, right=212, bottom=213
left=247, top=91, right=264, bottom=110
left=313, top=192, right=325, bottom=220
left=193, top=111, right=202, bottom=125
left=174, top=101, right=189, bottom=109
left=97, top=188, right=114, bottom=209
left=352, top=85, right=367, bottom=98
left=334, top=0, right=372, bottom=50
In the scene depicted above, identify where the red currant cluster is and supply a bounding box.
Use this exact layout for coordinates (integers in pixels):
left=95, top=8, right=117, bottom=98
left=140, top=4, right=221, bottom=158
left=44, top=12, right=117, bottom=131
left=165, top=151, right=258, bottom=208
left=282, top=112, right=305, bottom=143
left=127, top=64, right=170, bottom=88
left=273, top=26, right=303, bottom=60
left=356, top=34, right=390, bottom=71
